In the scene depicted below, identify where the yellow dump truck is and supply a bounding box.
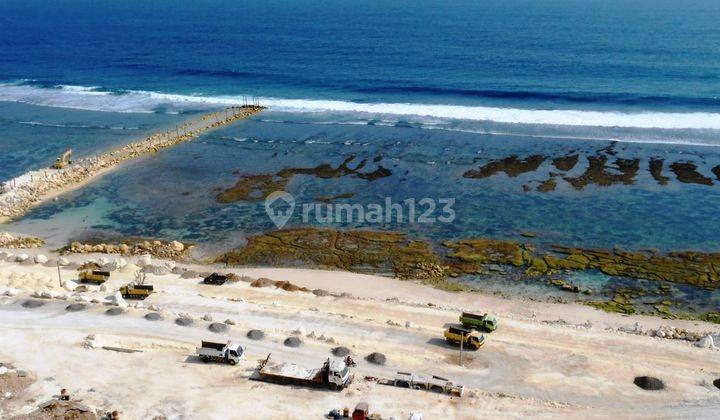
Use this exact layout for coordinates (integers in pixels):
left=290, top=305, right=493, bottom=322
left=78, top=270, right=110, bottom=285
left=443, top=325, right=485, bottom=350
left=52, top=149, right=73, bottom=169
left=119, top=282, right=154, bottom=300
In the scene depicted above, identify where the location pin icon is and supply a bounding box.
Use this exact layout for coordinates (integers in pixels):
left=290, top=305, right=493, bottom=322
left=264, top=191, right=295, bottom=229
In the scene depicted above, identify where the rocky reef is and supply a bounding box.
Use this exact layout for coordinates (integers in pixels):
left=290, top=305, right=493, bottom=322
left=0, top=231, right=44, bottom=249
left=215, top=226, right=720, bottom=321
left=217, top=155, right=391, bottom=203
left=216, top=228, right=450, bottom=284
left=463, top=155, right=546, bottom=179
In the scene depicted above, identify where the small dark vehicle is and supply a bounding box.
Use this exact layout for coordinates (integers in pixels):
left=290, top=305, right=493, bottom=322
left=203, top=273, right=228, bottom=286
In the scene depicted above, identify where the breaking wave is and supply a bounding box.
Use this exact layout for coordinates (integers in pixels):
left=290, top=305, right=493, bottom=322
left=1, top=81, right=720, bottom=131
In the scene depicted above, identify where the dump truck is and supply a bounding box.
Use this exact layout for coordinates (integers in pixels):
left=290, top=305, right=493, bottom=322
left=119, top=282, right=154, bottom=300
left=196, top=341, right=244, bottom=365
left=254, top=353, right=353, bottom=390
left=78, top=270, right=110, bottom=285
left=203, top=273, right=228, bottom=285
left=52, top=149, right=73, bottom=169
left=443, top=325, right=485, bottom=350
left=459, top=311, right=498, bottom=332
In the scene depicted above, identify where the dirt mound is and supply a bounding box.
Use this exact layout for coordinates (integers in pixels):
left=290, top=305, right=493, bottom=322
left=714, top=378, right=720, bottom=390
left=247, top=329, right=265, bottom=340
left=284, top=337, right=302, bottom=348
left=21, top=300, right=45, bottom=309
left=65, top=303, right=87, bottom=312
left=0, top=365, right=35, bottom=399
left=365, top=352, right=386, bottom=365
left=208, top=322, right=228, bottom=333
left=180, top=270, right=200, bottom=279
left=332, top=346, right=350, bottom=357
left=250, top=278, right=275, bottom=288
left=175, top=317, right=194, bottom=327
left=145, top=312, right=162, bottom=321
left=105, top=307, right=124, bottom=316
left=18, top=400, right=98, bottom=420
left=634, top=376, right=665, bottom=390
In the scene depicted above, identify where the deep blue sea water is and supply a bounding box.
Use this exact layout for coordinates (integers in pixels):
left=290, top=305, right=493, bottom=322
left=2, top=1, right=720, bottom=308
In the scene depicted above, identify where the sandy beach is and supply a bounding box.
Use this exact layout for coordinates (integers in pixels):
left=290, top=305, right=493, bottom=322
left=1, top=248, right=719, bottom=419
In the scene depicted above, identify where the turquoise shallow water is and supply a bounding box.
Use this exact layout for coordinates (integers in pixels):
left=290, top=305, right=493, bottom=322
left=1, top=1, right=720, bottom=310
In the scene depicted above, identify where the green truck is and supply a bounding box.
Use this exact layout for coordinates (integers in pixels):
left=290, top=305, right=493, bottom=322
left=459, top=312, right=498, bottom=332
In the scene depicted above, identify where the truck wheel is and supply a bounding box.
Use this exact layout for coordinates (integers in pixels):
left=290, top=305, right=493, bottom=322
left=228, top=359, right=237, bottom=366
left=201, top=356, right=209, bottom=363
left=330, top=383, right=338, bottom=391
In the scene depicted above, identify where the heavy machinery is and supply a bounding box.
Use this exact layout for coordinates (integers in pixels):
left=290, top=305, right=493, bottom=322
left=119, top=283, right=154, bottom=299
left=119, top=271, right=154, bottom=300
left=254, top=353, right=353, bottom=390
left=78, top=270, right=110, bottom=285
left=203, top=273, right=228, bottom=285
left=52, top=149, right=73, bottom=169
left=443, top=325, right=485, bottom=350
left=459, top=311, right=498, bottom=332
left=393, top=372, right=464, bottom=396
left=196, top=341, right=244, bottom=365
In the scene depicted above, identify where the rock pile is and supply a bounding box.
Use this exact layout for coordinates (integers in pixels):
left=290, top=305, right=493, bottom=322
left=0, top=231, right=44, bottom=249
left=65, top=239, right=191, bottom=260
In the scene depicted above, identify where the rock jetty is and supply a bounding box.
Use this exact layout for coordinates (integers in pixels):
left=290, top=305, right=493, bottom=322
left=0, top=105, right=264, bottom=222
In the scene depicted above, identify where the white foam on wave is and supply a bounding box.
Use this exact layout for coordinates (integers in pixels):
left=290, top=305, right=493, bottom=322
left=2, top=82, right=720, bottom=131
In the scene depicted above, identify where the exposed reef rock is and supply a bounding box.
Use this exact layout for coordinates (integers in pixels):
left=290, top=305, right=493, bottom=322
left=552, top=154, right=579, bottom=172
left=669, top=162, right=713, bottom=186
left=564, top=156, right=639, bottom=189
left=463, top=155, right=546, bottom=179
left=217, top=156, right=391, bottom=203
left=649, top=158, right=670, bottom=185
left=216, top=228, right=446, bottom=281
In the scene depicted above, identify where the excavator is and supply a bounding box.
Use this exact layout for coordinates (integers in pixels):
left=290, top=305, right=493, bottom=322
left=52, top=150, right=73, bottom=169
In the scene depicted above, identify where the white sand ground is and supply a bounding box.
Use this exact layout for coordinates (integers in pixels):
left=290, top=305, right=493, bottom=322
left=1, top=250, right=719, bottom=419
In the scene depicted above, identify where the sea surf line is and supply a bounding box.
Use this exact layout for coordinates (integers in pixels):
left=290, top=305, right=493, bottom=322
left=0, top=105, right=265, bottom=223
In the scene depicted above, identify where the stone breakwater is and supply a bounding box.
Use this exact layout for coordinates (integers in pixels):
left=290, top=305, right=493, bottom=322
left=0, top=105, right=264, bottom=222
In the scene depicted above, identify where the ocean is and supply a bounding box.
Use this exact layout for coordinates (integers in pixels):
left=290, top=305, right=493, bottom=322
left=2, top=0, right=720, bottom=307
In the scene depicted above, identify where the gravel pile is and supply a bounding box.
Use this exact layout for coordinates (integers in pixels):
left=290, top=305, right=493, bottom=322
left=247, top=329, right=265, bottom=340
left=175, top=317, right=193, bottom=327
left=634, top=376, right=665, bottom=391
left=145, top=312, right=162, bottom=321
left=105, top=308, right=124, bottom=316
left=208, top=322, right=229, bottom=333
left=284, top=337, right=302, bottom=348
left=331, top=346, right=350, bottom=357
left=365, top=352, right=386, bottom=365
left=21, top=300, right=45, bottom=309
